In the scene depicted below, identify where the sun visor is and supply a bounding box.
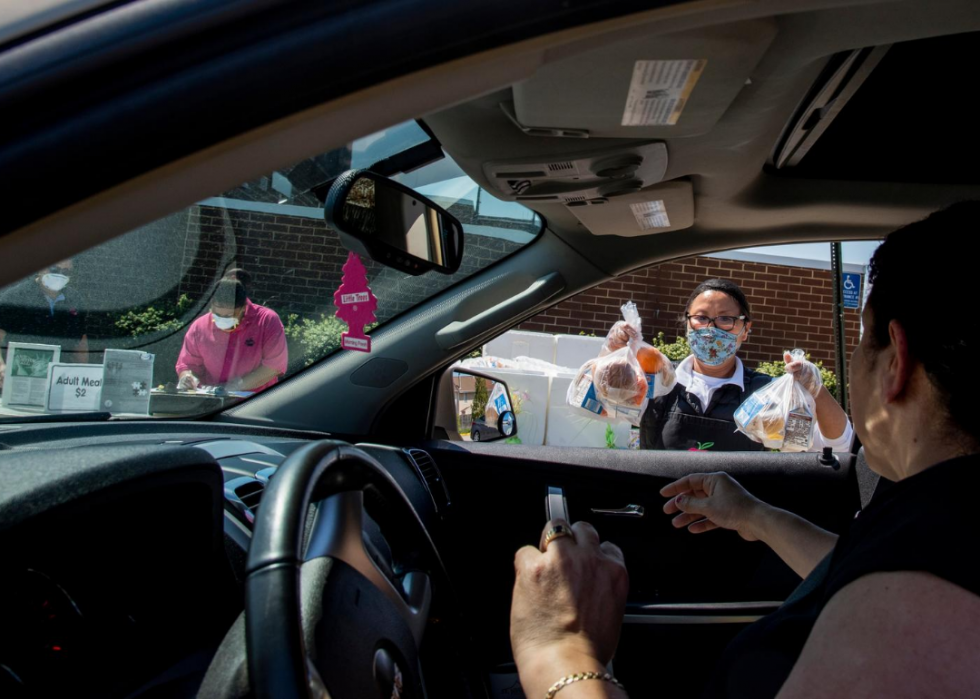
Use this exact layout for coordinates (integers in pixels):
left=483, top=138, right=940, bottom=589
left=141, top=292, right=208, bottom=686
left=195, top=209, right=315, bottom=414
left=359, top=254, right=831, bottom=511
left=511, top=18, right=776, bottom=139
left=567, top=181, right=694, bottom=237
left=482, top=141, right=667, bottom=203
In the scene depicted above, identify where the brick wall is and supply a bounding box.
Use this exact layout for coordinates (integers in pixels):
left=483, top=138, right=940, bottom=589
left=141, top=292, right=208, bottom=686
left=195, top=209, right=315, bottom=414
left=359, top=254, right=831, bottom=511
left=519, top=255, right=863, bottom=370
left=78, top=201, right=527, bottom=322
left=72, top=200, right=529, bottom=380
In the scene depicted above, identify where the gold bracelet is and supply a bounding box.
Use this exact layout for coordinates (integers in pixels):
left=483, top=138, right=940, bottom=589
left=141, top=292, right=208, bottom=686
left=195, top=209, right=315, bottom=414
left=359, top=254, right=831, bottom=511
left=545, top=671, right=626, bottom=698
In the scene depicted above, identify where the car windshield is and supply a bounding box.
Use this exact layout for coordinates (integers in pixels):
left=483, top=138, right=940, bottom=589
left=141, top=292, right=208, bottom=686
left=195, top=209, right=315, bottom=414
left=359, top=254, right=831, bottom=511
left=0, top=121, right=542, bottom=420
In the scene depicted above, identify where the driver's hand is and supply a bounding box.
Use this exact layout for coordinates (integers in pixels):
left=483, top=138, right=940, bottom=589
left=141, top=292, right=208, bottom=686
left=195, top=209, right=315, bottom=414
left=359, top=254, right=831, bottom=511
left=784, top=351, right=822, bottom=398
left=510, top=520, right=628, bottom=698
left=177, top=372, right=199, bottom=391
left=661, top=472, right=767, bottom=541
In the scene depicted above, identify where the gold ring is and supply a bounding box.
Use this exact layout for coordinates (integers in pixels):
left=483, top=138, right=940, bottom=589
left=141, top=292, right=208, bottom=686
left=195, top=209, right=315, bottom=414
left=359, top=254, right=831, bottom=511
left=543, top=524, right=576, bottom=550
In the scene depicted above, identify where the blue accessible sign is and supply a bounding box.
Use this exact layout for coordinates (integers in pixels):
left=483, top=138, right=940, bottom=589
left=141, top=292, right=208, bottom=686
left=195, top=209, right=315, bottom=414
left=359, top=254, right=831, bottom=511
left=842, top=272, right=862, bottom=309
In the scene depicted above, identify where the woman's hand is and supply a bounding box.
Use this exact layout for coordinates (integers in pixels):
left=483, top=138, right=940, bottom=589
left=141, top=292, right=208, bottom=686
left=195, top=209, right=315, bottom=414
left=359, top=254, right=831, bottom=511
left=602, top=321, right=638, bottom=354
left=784, top=351, right=822, bottom=398
left=661, top=472, right=767, bottom=541
left=511, top=520, right=629, bottom=697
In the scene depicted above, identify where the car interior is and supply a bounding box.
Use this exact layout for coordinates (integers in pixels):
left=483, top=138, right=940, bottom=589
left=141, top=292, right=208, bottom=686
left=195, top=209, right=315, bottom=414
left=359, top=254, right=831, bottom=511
left=1, top=0, right=977, bottom=697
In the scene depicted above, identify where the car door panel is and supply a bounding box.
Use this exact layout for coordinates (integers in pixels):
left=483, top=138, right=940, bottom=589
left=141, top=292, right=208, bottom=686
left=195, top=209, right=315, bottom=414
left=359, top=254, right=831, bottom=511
left=426, top=441, right=859, bottom=673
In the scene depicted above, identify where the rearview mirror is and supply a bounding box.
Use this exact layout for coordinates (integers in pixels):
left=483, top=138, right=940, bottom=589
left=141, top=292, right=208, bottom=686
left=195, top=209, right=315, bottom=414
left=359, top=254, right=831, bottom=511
left=325, top=169, right=464, bottom=276
left=452, top=370, right=518, bottom=443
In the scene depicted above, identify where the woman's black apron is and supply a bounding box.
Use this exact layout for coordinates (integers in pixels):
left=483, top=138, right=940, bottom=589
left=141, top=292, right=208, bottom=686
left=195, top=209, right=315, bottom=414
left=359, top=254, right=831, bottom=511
left=640, top=368, right=773, bottom=451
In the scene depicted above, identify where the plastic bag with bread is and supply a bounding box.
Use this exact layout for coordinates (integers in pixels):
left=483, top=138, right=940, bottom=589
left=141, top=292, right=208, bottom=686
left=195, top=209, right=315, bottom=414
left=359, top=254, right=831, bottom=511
left=565, top=358, right=619, bottom=423
left=734, top=351, right=817, bottom=452
left=599, top=302, right=677, bottom=399
left=566, top=301, right=677, bottom=425
left=564, top=353, right=646, bottom=426
left=591, top=346, right=648, bottom=425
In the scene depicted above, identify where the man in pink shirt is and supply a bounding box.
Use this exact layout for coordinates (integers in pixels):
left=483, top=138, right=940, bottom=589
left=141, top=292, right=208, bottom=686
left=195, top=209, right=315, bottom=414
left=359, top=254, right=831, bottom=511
left=176, top=279, right=287, bottom=393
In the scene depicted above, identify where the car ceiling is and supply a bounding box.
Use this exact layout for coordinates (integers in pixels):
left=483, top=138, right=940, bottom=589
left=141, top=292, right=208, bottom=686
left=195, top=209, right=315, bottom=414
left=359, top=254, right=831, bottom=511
left=2, top=0, right=978, bottom=285
left=425, top=0, right=980, bottom=276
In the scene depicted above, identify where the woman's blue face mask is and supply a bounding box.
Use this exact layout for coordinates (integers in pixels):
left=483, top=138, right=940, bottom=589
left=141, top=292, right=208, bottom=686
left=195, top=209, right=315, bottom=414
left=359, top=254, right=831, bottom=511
left=687, top=326, right=742, bottom=366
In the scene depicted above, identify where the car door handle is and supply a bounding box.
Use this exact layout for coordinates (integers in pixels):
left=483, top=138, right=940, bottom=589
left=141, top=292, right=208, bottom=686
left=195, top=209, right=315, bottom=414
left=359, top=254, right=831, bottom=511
left=546, top=486, right=569, bottom=523
left=591, top=504, right=644, bottom=517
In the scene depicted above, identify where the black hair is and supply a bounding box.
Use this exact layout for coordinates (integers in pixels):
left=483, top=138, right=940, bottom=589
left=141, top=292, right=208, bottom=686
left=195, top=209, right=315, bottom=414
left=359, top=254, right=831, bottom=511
left=212, top=279, right=247, bottom=310
left=682, top=279, right=752, bottom=324
left=866, top=201, right=978, bottom=438
left=223, top=267, right=252, bottom=291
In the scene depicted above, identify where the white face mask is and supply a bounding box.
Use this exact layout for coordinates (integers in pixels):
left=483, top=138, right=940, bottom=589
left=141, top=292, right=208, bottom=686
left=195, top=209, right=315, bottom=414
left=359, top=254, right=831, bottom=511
left=212, top=313, right=240, bottom=331
left=41, top=273, right=70, bottom=292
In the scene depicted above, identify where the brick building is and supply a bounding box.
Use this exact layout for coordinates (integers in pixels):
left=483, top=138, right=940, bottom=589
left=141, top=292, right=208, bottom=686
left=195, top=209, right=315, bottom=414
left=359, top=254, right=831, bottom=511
left=518, top=252, right=864, bottom=370
left=68, top=171, right=861, bottom=382
left=73, top=183, right=532, bottom=381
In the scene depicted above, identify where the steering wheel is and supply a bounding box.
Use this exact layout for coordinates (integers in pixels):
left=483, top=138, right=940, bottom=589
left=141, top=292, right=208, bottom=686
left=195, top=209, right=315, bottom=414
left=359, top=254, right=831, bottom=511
left=243, top=440, right=447, bottom=699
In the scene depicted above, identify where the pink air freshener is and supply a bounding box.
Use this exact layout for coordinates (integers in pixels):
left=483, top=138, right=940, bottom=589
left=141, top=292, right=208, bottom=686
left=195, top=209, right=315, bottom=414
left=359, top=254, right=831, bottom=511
left=334, top=252, right=378, bottom=353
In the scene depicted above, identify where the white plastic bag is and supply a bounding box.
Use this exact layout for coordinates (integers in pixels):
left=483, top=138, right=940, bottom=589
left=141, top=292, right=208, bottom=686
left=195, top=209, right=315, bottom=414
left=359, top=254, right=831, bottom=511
left=734, top=350, right=817, bottom=452
left=564, top=302, right=645, bottom=426
left=565, top=301, right=680, bottom=426
left=594, top=303, right=650, bottom=423
left=601, top=301, right=677, bottom=400
left=600, top=302, right=643, bottom=357
left=592, top=345, right=649, bottom=424
left=565, top=359, right=618, bottom=423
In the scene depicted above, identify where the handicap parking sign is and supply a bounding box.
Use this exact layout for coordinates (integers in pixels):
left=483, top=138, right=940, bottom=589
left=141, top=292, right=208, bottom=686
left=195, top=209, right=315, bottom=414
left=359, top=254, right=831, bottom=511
left=842, top=272, right=862, bottom=309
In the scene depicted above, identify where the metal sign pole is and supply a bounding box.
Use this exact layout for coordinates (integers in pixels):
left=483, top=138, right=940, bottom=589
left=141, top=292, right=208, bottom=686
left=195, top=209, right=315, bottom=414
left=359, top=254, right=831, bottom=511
left=830, top=242, right=848, bottom=412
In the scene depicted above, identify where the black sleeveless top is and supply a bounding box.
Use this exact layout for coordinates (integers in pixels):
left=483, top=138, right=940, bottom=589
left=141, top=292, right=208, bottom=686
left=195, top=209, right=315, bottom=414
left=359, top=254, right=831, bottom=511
left=703, top=454, right=980, bottom=698
left=640, top=366, right=772, bottom=451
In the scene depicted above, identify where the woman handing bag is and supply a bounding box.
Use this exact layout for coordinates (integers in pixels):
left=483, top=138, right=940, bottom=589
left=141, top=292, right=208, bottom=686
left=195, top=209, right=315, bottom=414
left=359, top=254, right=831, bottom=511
left=638, top=279, right=851, bottom=452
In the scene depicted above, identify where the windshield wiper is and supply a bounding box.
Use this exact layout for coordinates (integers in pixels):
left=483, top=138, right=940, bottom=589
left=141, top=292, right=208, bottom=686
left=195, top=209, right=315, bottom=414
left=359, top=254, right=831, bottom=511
left=0, top=411, right=113, bottom=424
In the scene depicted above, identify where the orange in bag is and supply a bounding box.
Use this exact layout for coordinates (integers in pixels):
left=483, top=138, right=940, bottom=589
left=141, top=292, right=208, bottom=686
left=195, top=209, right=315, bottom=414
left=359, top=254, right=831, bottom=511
left=637, top=345, right=664, bottom=374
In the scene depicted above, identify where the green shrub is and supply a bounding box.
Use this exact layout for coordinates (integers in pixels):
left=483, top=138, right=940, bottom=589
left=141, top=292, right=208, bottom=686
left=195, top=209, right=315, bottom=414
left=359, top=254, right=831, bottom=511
left=649, top=332, right=692, bottom=362
left=115, top=294, right=194, bottom=338
left=283, top=313, right=381, bottom=367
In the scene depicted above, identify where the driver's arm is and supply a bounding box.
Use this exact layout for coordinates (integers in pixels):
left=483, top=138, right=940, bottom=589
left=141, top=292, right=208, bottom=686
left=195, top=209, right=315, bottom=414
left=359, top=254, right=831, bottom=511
left=661, top=472, right=837, bottom=579
left=741, top=503, right=838, bottom=579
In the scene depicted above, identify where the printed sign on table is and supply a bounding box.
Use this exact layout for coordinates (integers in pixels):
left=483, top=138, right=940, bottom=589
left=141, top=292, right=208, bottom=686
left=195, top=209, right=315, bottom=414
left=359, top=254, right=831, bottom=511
left=47, top=363, right=104, bottom=412
left=1, top=342, right=61, bottom=408
left=101, top=349, right=154, bottom=415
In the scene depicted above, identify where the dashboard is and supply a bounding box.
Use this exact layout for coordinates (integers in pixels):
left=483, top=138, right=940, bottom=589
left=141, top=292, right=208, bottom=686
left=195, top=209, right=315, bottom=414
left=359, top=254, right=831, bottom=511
left=0, top=420, right=452, bottom=698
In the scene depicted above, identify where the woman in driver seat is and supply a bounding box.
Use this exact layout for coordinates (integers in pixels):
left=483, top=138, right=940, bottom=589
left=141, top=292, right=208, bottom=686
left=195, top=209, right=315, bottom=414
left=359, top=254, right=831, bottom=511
left=510, top=202, right=980, bottom=699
